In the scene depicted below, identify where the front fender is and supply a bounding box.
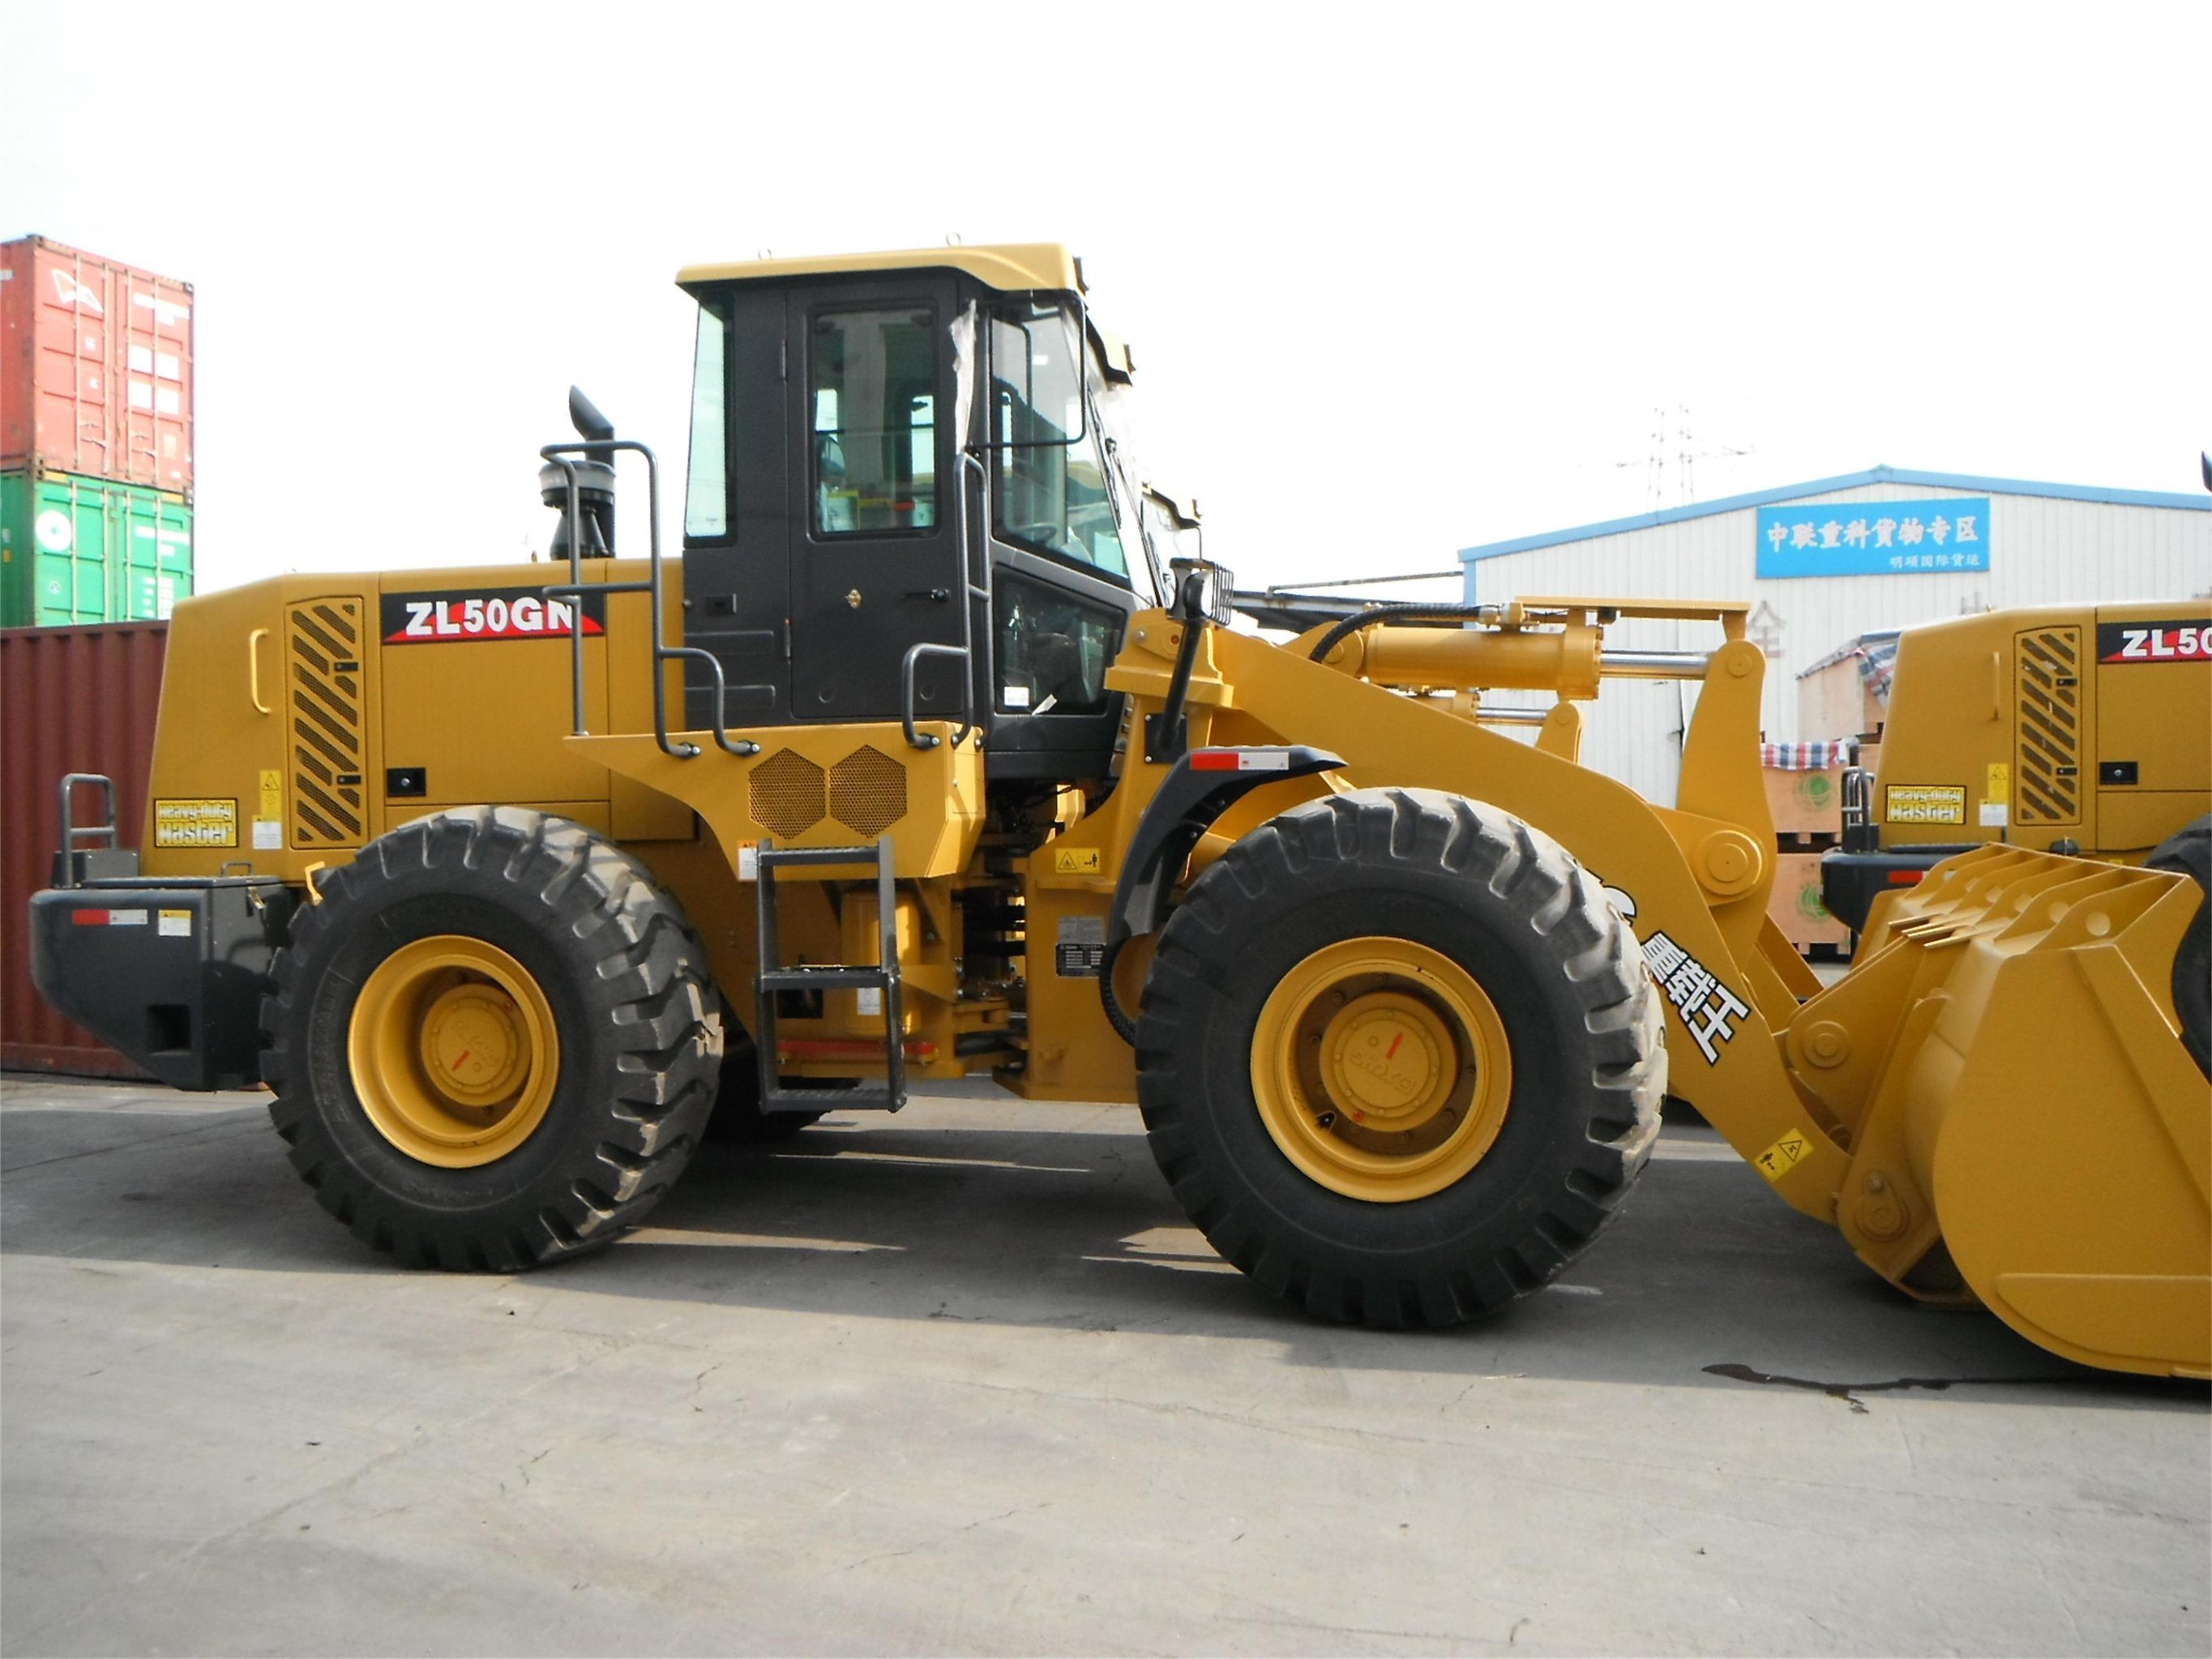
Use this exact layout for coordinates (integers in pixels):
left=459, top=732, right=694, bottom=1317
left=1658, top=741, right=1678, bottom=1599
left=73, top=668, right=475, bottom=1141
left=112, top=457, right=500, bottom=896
left=1106, top=746, right=1341, bottom=942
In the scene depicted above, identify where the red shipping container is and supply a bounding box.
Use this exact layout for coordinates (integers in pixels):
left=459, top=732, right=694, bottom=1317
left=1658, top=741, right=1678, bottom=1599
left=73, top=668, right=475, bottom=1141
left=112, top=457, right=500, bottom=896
left=1, top=620, right=167, bottom=1078
left=2, top=236, right=195, bottom=494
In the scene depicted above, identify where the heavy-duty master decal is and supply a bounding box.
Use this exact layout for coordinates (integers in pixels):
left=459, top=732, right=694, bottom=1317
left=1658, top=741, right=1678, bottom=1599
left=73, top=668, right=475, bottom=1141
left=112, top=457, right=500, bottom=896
left=381, top=588, right=607, bottom=644
left=154, top=798, right=237, bottom=847
left=2097, top=618, right=2212, bottom=665
left=1885, top=784, right=1966, bottom=825
left=1640, top=930, right=1749, bottom=1063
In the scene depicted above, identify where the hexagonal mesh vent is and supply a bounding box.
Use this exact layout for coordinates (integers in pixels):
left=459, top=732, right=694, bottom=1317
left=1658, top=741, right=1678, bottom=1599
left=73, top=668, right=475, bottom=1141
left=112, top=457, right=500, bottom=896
left=829, top=745, right=908, bottom=837
left=749, top=749, right=826, bottom=839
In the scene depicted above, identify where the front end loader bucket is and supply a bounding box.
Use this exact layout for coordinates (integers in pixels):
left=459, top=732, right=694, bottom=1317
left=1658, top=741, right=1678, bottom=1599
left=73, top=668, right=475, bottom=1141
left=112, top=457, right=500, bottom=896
left=1786, top=847, right=2210, bottom=1378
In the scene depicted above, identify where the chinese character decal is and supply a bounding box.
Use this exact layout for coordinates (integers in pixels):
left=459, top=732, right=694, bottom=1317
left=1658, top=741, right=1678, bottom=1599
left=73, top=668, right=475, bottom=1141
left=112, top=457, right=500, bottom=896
left=1641, top=930, right=1750, bottom=1063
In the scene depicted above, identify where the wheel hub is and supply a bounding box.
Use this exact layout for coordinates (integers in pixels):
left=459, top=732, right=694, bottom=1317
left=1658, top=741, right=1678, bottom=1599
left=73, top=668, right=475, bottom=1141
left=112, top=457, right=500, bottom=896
left=420, top=984, right=529, bottom=1107
left=1249, top=937, right=1512, bottom=1204
left=347, top=934, right=560, bottom=1169
left=1320, top=993, right=1453, bottom=1127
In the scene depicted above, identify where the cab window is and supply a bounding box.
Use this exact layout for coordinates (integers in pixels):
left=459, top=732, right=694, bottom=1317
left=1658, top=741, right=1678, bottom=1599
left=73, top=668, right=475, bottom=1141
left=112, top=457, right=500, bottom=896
left=811, top=308, right=937, bottom=537
left=683, top=297, right=729, bottom=540
left=990, top=305, right=1127, bottom=580
left=995, top=570, right=1123, bottom=717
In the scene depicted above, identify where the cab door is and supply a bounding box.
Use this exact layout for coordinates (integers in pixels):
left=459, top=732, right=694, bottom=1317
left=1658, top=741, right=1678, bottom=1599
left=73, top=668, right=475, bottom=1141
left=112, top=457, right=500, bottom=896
left=786, top=277, right=966, bottom=724
left=682, top=284, right=790, bottom=726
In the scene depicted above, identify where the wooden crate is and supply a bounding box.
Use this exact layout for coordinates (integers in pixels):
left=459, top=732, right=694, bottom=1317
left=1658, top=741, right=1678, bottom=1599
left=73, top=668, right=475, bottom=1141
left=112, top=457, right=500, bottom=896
left=1769, top=850, right=1850, bottom=952
left=1797, top=644, right=1888, bottom=744
left=1762, top=763, right=1847, bottom=840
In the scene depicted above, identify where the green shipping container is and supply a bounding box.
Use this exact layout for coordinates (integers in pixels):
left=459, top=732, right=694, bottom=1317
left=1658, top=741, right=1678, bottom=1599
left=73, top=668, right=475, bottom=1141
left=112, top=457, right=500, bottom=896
left=0, top=471, right=194, bottom=627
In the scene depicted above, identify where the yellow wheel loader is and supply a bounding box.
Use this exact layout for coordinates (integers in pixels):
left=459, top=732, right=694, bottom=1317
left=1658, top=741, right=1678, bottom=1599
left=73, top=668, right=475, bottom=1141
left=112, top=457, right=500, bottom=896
left=28, top=245, right=2210, bottom=1377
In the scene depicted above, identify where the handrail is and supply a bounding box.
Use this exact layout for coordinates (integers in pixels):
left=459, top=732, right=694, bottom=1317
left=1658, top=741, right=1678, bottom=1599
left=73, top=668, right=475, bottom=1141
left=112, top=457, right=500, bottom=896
left=56, top=772, right=118, bottom=890
left=901, top=644, right=972, bottom=750
left=539, top=439, right=758, bottom=760
left=901, top=448, right=992, bottom=750
left=246, top=627, right=271, bottom=714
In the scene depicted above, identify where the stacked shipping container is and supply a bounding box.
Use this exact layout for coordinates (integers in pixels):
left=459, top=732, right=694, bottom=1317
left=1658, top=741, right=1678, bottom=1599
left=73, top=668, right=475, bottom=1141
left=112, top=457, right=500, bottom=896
left=0, top=621, right=169, bottom=1075
left=1, top=236, right=195, bottom=626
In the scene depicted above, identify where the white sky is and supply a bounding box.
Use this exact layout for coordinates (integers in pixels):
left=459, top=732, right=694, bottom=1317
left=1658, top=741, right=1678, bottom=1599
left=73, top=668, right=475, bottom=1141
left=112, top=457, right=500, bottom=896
left=5, top=2, right=2207, bottom=605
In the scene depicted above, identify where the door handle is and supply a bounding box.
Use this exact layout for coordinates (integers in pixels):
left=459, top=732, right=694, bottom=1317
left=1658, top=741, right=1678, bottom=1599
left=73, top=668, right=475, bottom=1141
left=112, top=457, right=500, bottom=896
left=248, top=627, right=271, bottom=714
left=905, top=588, right=951, bottom=603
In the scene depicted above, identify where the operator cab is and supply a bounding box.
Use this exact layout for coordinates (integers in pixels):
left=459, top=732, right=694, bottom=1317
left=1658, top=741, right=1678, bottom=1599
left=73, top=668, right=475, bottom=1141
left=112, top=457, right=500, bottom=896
left=673, top=245, right=1160, bottom=782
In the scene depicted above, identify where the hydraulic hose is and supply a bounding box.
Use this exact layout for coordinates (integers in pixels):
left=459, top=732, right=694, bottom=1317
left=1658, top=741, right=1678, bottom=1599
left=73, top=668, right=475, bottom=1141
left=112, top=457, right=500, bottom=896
left=1097, top=938, right=1138, bottom=1045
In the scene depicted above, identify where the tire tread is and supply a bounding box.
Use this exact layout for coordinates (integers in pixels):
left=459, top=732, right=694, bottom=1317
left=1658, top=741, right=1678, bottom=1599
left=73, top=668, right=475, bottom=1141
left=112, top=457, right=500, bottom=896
left=1136, top=789, right=1665, bottom=1329
left=261, top=806, right=721, bottom=1270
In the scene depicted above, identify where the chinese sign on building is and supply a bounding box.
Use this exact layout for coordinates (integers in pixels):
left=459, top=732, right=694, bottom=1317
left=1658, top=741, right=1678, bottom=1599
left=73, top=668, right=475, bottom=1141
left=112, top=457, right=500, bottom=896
left=1756, top=497, right=1991, bottom=579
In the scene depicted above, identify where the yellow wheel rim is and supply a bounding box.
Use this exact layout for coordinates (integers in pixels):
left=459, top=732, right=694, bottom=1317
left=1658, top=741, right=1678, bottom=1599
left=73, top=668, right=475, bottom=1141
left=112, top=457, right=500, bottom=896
left=1250, top=936, right=1512, bottom=1203
left=347, top=934, right=560, bottom=1169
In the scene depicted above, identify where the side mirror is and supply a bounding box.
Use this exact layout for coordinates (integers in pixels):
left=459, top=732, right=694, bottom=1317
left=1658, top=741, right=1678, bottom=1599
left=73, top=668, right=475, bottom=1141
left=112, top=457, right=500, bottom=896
left=569, top=386, right=616, bottom=443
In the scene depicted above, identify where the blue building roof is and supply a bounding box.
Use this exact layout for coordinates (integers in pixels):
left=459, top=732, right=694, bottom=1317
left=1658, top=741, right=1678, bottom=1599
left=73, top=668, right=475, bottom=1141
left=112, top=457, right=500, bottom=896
left=1459, top=464, right=2211, bottom=564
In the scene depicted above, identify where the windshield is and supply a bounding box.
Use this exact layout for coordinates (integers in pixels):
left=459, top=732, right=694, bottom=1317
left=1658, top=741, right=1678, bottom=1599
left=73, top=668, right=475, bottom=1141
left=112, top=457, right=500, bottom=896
left=1093, top=365, right=1168, bottom=605
left=989, top=302, right=1135, bottom=586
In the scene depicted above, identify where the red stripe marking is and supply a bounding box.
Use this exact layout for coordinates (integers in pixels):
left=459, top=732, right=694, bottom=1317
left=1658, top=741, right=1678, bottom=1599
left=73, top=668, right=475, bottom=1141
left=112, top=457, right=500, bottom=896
left=1886, top=870, right=1924, bottom=885
left=72, top=909, right=109, bottom=926
left=777, top=1039, right=940, bottom=1060
left=1189, top=750, right=1239, bottom=771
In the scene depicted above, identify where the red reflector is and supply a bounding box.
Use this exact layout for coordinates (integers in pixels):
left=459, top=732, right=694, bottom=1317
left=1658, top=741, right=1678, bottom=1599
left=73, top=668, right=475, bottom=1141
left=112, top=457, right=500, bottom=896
left=1886, top=870, right=1924, bottom=885
left=71, top=909, right=110, bottom=926
left=1190, top=750, right=1239, bottom=771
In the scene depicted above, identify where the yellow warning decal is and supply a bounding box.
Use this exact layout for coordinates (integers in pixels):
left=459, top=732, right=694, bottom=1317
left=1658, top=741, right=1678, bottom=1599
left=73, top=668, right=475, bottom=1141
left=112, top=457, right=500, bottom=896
left=154, top=798, right=238, bottom=848
left=1753, top=1131, right=1812, bottom=1183
left=158, top=909, right=192, bottom=938
left=1053, top=847, right=1102, bottom=874
left=259, top=768, right=284, bottom=819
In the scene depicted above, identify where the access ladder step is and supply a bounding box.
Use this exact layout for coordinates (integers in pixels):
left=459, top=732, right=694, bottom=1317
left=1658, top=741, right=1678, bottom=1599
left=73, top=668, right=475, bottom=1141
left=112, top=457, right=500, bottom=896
left=759, top=965, right=894, bottom=990
left=754, top=833, right=909, bottom=1116
left=762, top=1086, right=901, bottom=1114
left=756, top=844, right=881, bottom=870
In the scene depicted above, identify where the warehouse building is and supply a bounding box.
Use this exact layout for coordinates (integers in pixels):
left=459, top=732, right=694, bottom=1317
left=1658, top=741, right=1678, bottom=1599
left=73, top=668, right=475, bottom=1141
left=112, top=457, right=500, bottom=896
left=1459, top=465, right=2212, bottom=805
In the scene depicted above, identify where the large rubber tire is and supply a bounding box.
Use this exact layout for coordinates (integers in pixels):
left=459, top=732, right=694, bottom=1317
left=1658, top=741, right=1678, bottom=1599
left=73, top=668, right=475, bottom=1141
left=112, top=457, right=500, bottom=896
left=2146, top=815, right=2210, bottom=1077
left=261, top=807, right=723, bottom=1268
left=1136, top=788, right=1665, bottom=1328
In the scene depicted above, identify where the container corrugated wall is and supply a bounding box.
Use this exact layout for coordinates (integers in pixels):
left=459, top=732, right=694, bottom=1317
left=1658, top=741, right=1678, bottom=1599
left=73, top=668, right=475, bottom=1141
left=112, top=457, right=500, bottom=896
left=2, top=237, right=195, bottom=494
left=1, top=620, right=167, bottom=1076
left=1465, top=485, right=2212, bottom=805
left=1, top=472, right=193, bottom=626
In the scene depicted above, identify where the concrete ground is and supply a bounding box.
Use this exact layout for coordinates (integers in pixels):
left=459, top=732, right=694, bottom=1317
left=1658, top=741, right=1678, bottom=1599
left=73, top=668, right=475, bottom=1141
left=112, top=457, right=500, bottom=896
left=2, top=1074, right=2206, bottom=1658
